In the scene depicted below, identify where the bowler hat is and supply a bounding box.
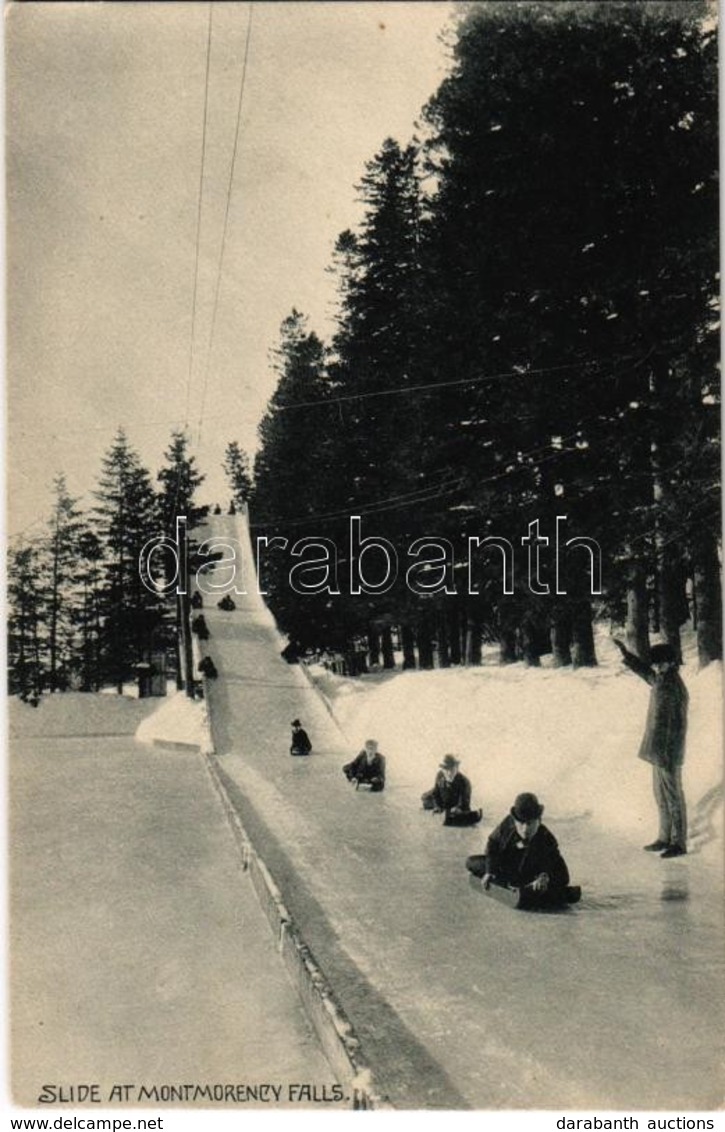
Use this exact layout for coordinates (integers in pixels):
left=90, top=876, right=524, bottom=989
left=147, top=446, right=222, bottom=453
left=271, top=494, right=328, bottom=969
left=649, top=643, right=679, bottom=665
left=440, top=754, right=460, bottom=771
left=511, top=792, right=544, bottom=821
left=291, top=719, right=302, bottom=727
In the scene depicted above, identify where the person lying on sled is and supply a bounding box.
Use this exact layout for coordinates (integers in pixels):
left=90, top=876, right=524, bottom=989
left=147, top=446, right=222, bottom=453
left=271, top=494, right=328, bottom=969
left=421, top=754, right=482, bottom=826
left=343, top=739, right=386, bottom=792
left=466, top=792, right=570, bottom=905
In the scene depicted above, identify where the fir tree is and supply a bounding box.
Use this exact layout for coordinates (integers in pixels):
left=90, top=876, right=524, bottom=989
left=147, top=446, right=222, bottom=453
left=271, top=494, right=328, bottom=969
left=252, top=311, right=336, bottom=646
left=72, top=528, right=105, bottom=692
left=93, top=429, right=164, bottom=692
left=7, top=541, right=46, bottom=698
left=421, top=0, right=718, bottom=665
left=42, top=474, right=85, bottom=691
left=223, top=441, right=253, bottom=508
left=157, top=429, right=206, bottom=539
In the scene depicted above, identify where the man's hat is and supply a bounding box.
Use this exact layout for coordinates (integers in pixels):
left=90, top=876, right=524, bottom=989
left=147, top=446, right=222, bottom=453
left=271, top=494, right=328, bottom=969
left=511, top=792, right=544, bottom=822
left=649, top=643, right=679, bottom=665
left=440, top=754, right=460, bottom=771
left=291, top=719, right=301, bottom=727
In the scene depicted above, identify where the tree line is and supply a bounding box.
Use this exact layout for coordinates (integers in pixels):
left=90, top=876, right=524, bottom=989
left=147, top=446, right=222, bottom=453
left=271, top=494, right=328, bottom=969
left=251, top=0, right=720, bottom=672
left=7, top=431, right=253, bottom=698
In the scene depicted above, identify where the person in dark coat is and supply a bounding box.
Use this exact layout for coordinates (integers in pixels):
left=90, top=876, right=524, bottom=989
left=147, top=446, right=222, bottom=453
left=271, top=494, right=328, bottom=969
left=198, top=655, right=218, bottom=679
left=421, top=754, right=482, bottom=826
left=290, top=719, right=312, bottom=757
left=281, top=639, right=301, bottom=664
left=466, top=792, right=570, bottom=906
left=343, top=739, right=385, bottom=792
left=191, top=614, right=210, bottom=640
left=614, top=639, right=689, bottom=858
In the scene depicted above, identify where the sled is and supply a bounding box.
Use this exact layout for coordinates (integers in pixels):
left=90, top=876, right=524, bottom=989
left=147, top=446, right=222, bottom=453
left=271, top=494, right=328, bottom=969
left=443, top=809, right=483, bottom=827
left=473, top=876, right=581, bottom=911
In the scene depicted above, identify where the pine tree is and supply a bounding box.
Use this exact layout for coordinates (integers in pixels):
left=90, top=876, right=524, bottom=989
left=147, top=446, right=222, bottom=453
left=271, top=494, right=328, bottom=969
left=157, top=430, right=206, bottom=540
left=252, top=311, right=336, bottom=645
left=7, top=541, right=47, bottom=698
left=223, top=441, right=253, bottom=508
left=323, top=139, right=435, bottom=662
left=68, top=527, right=104, bottom=692
left=329, top=139, right=425, bottom=513
left=93, top=429, right=164, bottom=692
left=420, top=0, right=718, bottom=665
left=42, top=474, right=85, bottom=691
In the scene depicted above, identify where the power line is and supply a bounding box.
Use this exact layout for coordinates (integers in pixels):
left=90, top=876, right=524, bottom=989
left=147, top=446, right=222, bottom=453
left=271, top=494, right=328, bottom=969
left=184, top=4, right=215, bottom=429
left=265, top=352, right=649, bottom=414
left=10, top=350, right=654, bottom=440
left=252, top=476, right=466, bottom=530
left=197, top=1, right=254, bottom=445
left=251, top=404, right=721, bottom=533
left=250, top=426, right=592, bottom=529
left=252, top=401, right=672, bottom=530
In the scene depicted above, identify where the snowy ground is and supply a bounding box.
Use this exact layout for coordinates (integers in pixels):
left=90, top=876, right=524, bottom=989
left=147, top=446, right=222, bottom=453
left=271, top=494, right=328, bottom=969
left=9, top=689, right=157, bottom=739
left=8, top=693, right=341, bottom=1107
left=306, top=634, right=722, bottom=868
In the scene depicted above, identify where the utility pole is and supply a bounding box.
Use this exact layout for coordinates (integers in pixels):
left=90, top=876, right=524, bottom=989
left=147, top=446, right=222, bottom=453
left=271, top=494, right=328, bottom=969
left=177, top=516, right=195, bottom=699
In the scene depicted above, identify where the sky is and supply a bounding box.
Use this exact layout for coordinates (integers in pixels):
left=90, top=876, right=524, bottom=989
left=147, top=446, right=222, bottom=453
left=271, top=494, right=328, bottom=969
left=6, top=0, right=455, bottom=538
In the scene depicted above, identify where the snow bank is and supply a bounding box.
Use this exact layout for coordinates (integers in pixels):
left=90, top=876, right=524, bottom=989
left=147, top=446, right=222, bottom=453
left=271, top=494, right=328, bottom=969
left=307, top=637, right=722, bottom=867
left=135, top=691, right=214, bottom=755
left=8, top=691, right=157, bottom=738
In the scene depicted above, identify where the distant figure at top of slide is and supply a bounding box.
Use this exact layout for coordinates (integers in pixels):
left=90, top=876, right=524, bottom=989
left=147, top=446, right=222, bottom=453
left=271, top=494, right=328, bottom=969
left=281, top=639, right=301, bottom=664
left=343, top=739, right=386, bottom=793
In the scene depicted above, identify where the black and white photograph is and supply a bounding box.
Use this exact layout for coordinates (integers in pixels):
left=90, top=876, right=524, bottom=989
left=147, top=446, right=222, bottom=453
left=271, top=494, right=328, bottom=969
left=5, top=0, right=723, bottom=1125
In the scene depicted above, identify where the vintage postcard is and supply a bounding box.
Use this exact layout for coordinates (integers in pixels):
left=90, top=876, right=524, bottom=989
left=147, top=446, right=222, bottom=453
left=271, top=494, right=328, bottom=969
left=5, top=1, right=722, bottom=1127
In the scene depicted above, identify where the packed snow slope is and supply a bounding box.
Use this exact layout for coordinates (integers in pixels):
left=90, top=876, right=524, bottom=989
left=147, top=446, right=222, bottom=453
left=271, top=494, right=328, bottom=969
left=309, top=637, right=722, bottom=870
left=199, top=513, right=724, bottom=1110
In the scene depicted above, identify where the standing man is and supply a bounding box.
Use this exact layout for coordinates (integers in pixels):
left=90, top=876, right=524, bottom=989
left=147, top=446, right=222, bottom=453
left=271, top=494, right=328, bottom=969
left=614, top=640, right=689, bottom=858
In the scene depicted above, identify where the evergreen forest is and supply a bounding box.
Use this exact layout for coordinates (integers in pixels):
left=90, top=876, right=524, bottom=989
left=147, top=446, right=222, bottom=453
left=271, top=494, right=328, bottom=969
left=251, top=1, right=720, bottom=673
